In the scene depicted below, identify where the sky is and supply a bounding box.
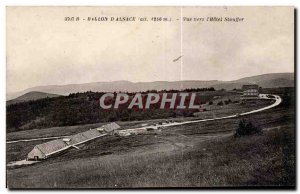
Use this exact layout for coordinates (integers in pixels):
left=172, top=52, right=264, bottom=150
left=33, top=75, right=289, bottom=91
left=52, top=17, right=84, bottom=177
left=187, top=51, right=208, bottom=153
left=6, top=6, right=294, bottom=93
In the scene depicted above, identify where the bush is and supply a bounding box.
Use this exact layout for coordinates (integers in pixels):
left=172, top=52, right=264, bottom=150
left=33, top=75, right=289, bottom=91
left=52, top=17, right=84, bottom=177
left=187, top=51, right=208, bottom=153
left=234, top=119, right=262, bottom=137
left=217, top=101, right=224, bottom=106
left=208, top=101, right=213, bottom=105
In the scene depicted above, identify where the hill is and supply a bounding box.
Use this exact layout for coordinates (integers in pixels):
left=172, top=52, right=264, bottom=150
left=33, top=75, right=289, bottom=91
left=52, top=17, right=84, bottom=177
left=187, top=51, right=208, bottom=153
left=7, top=91, right=60, bottom=105
left=235, top=73, right=294, bottom=83
left=7, top=73, right=294, bottom=100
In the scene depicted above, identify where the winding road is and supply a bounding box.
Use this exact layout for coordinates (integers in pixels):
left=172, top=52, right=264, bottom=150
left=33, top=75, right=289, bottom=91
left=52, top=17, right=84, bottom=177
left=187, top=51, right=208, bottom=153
left=6, top=94, right=281, bottom=144
left=120, top=94, right=281, bottom=131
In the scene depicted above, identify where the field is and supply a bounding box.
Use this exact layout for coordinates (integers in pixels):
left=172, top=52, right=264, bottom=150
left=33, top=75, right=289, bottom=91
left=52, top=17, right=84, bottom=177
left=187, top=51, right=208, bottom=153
left=6, top=95, right=295, bottom=188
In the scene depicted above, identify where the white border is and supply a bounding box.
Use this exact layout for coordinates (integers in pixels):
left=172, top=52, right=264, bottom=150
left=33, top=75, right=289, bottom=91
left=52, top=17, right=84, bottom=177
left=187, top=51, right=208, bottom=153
left=1, top=0, right=298, bottom=193
left=0, top=0, right=298, bottom=6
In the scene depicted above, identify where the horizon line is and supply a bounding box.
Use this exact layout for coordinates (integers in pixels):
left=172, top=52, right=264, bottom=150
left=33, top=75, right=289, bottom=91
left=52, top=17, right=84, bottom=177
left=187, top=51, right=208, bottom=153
left=8, top=71, right=294, bottom=94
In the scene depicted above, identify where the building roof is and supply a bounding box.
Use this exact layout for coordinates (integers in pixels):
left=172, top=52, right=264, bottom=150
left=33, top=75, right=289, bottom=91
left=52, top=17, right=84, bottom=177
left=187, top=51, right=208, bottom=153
left=102, top=122, right=120, bottom=132
left=29, top=123, right=120, bottom=157
left=242, top=84, right=259, bottom=91
left=81, top=129, right=102, bottom=139
left=69, top=133, right=88, bottom=145
left=32, top=129, right=103, bottom=156
left=69, top=129, right=101, bottom=145
left=35, top=139, right=68, bottom=155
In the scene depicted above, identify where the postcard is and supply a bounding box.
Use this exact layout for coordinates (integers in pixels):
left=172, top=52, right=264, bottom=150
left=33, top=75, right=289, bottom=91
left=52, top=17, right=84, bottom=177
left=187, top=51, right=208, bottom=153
left=6, top=6, right=295, bottom=188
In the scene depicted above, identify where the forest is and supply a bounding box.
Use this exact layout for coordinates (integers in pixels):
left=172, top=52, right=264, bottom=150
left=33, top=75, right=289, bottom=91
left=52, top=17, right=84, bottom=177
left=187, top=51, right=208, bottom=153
left=6, top=88, right=217, bottom=132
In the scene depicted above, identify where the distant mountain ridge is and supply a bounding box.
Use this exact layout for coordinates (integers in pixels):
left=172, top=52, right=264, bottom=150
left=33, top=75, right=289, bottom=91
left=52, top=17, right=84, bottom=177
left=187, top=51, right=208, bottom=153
left=7, top=73, right=294, bottom=101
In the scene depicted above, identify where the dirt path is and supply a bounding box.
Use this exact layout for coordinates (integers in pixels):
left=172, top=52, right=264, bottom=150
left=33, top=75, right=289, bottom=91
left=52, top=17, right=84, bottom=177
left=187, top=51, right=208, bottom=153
left=7, top=160, right=40, bottom=167
left=6, top=136, right=69, bottom=144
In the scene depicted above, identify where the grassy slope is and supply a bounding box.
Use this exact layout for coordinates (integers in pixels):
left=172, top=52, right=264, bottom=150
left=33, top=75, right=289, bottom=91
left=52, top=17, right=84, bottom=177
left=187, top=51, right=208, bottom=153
left=6, top=124, right=295, bottom=188
left=6, top=117, right=200, bottom=141
left=7, top=120, right=295, bottom=188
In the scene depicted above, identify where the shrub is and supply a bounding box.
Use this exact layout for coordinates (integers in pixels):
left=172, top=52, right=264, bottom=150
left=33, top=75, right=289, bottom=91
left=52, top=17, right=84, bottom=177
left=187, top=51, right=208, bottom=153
left=217, top=101, right=224, bottom=106
left=208, top=101, right=213, bottom=105
left=234, top=119, right=262, bottom=137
